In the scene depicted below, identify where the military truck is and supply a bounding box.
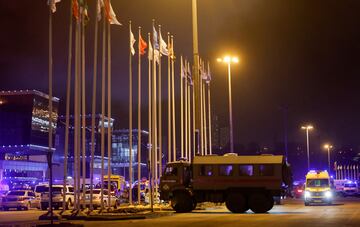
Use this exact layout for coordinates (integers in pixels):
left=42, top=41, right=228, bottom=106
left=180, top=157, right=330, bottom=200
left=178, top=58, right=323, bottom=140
left=160, top=154, right=292, bottom=213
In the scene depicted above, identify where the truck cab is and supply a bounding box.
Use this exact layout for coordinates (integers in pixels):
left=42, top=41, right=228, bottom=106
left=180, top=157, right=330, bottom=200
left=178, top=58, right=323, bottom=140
left=160, top=161, right=191, bottom=201
left=304, top=170, right=332, bottom=205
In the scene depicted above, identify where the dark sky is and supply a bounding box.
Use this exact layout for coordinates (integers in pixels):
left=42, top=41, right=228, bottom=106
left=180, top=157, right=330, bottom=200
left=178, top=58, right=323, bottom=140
left=1, top=0, right=360, bottom=151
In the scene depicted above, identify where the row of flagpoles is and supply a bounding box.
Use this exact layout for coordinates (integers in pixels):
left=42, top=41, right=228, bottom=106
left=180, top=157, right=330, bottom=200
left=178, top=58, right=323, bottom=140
left=334, top=164, right=360, bottom=181
left=47, top=0, right=213, bottom=213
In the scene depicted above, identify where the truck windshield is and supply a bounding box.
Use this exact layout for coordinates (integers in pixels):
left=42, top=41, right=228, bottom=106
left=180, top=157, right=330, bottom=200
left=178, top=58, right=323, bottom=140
left=306, top=179, right=329, bottom=187
left=164, top=166, right=178, bottom=176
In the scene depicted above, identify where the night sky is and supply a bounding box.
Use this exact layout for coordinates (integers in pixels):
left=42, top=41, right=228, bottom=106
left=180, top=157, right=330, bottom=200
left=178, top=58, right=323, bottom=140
left=1, top=0, right=360, bottom=161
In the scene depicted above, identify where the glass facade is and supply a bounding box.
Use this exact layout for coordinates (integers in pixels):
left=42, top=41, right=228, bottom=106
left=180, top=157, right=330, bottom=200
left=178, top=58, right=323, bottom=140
left=0, top=90, right=58, bottom=151
left=111, top=130, right=149, bottom=180
left=0, top=90, right=59, bottom=188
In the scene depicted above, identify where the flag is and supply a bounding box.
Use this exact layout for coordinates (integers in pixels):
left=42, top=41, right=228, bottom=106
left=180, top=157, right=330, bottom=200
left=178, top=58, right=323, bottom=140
left=159, top=32, right=168, bottom=56
left=206, top=62, right=212, bottom=83
left=154, top=49, right=160, bottom=63
left=48, top=0, right=61, bottom=13
left=72, top=0, right=79, bottom=20
left=200, top=60, right=208, bottom=80
left=169, top=40, right=175, bottom=60
left=148, top=39, right=159, bottom=63
left=130, top=29, right=136, bottom=56
left=79, top=0, right=90, bottom=24
left=104, top=0, right=121, bottom=25
left=187, top=62, right=193, bottom=86
left=148, top=40, right=153, bottom=60
left=96, top=0, right=103, bottom=21
left=139, top=34, right=148, bottom=56
left=152, top=26, right=159, bottom=50
left=181, top=58, right=187, bottom=78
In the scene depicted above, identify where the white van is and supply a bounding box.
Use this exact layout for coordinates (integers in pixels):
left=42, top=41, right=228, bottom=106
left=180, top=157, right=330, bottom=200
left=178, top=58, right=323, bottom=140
left=40, top=185, right=74, bottom=210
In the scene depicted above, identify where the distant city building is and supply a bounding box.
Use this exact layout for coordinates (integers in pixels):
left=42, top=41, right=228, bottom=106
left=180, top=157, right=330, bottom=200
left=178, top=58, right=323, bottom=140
left=53, top=114, right=114, bottom=182
left=112, top=129, right=149, bottom=181
left=0, top=90, right=59, bottom=187
left=54, top=116, right=150, bottom=183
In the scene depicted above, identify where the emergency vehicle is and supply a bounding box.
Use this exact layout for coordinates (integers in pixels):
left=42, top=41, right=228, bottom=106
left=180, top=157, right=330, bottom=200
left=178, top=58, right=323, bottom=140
left=304, top=170, right=332, bottom=205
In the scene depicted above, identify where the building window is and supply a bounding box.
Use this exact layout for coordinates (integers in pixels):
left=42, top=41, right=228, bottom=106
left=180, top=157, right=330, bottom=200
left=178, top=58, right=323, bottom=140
left=239, top=165, right=253, bottom=176
left=259, top=165, right=274, bottom=176
left=219, top=165, right=233, bottom=176
left=200, top=165, right=213, bottom=176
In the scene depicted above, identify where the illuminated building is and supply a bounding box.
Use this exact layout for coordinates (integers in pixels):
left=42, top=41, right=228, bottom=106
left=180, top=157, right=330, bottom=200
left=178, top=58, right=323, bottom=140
left=111, top=129, right=149, bottom=181
left=0, top=90, right=59, bottom=187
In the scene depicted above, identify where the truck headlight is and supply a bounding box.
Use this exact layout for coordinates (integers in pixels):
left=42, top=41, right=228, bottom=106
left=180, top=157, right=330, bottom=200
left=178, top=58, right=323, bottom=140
left=324, top=191, right=332, bottom=198
left=304, top=191, right=311, bottom=198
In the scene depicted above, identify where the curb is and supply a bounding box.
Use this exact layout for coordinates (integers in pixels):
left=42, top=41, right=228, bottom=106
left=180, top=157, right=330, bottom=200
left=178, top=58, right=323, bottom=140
left=61, top=211, right=174, bottom=221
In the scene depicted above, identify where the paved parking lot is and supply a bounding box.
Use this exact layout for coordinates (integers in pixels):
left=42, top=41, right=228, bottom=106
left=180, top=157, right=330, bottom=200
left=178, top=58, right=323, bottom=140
left=1, top=198, right=360, bottom=227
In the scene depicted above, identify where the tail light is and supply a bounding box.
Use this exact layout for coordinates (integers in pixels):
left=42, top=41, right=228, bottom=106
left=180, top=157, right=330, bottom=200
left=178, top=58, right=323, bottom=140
left=297, top=189, right=303, bottom=193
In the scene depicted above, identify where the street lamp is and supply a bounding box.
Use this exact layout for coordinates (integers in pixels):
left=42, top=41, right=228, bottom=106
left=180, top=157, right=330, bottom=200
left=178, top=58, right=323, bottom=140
left=301, top=125, right=313, bottom=170
left=324, top=144, right=333, bottom=174
left=217, top=56, right=239, bottom=154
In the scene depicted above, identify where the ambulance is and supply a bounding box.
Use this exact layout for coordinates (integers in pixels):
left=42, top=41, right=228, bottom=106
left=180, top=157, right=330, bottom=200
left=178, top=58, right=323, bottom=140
left=304, top=170, right=333, bottom=205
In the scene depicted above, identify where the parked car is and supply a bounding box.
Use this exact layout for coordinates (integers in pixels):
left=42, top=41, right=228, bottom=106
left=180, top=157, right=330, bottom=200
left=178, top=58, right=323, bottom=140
left=293, top=184, right=305, bottom=198
left=342, top=181, right=359, bottom=197
left=2, top=190, right=39, bottom=211
left=33, top=183, right=49, bottom=209
left=80, top=189, right=118, bottom=209
left=40, top=185, right=74, bottom=210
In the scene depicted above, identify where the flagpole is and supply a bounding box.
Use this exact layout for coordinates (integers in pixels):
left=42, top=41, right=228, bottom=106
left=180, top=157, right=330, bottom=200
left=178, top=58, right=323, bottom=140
left=187, top=83, right=191, bottom=162
left=147, top=32, right=153, bottom=210
left=129, top=20, right=133, bottom=205
left=207, top=62, right=212, bottom=155
left=201, top=60, right=204, bottom=156
left=180, top=56, right=184, bottom=159
left=90, top=0, right=99, bottom=212
left=203, top=82, right=207, bottom=156
left=137, top=26, right=142, bottom=205
left=100, top=7, right=106, bottom=212
left=171, top=36, right=176, bottom=162
left=192, top=76, right=196, bottom=158
left=107, top=14, right=112, bottom=210
left=47, top=4, right=54, bottom=221
left=187, top=62, right=191, bottom=161
left=63, top=0, right=73, bottom=212
left=152, top=19, right=158, bottom=199
left=184, top=60, right=188, bottom=160
left=167, top=32, right=171, bottom=163
left=73, top=4, right=81, bottom=211
left=158, top=25, right=163, bottom=180
left=81, top=7, right=87, bottom=209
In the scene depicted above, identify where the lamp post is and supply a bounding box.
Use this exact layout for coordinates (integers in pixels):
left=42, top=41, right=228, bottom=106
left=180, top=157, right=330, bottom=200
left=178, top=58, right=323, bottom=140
left=324, top=144, right=333, bottom=174
left=301, top=125, right=313, bottom=170
left=217, top=56, right=239, bottom=154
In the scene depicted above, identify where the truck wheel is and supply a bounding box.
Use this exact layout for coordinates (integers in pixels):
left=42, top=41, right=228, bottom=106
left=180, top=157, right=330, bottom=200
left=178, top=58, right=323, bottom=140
left=249, top=193, right=274, bottom=213
left=171, top=191, right=193, bottom=213
left=225, top=193, right=248, bottom=213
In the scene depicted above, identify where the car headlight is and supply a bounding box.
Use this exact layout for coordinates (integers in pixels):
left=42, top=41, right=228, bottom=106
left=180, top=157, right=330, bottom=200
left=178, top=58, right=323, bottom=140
left=324, top=191, right=332, bottom=198
left=304, top=191, right=311, bottom=198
